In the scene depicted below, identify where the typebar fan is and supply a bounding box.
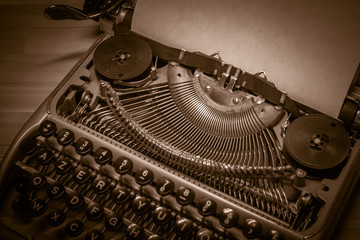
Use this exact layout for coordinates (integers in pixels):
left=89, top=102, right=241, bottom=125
left=100, top=63, right=292, bottom=179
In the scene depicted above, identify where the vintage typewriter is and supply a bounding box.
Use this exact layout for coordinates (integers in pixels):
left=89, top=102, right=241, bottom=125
left=0, top=0, right=359, bottom=239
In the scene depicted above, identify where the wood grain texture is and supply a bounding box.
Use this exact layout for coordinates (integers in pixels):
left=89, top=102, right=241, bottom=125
left=0, top=2, right=359, bottom=240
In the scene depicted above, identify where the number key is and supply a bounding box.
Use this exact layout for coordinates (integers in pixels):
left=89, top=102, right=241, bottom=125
left=243, top=219, right=262, bottom=239
left=135, top=167, right=153, bottom=186
left=39, top=120, right=56, bottom=138
left=75, top=138, right=93, bottom=156
left=197, top=198, right=216, bottom=216
left=176, top=186, right=195, bottom=206
left=219, top=208, right=239, bottom=228
left=114, top=156, right=133, bottom=175
left=156, top=177, right=174, bottom=196
left=94, top=147, right=112, bottom=165
left=57, top=129, right=74, bottom=146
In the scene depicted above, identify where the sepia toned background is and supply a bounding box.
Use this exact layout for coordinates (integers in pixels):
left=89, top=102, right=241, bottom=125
left=0, top=1, right=359, bottom=239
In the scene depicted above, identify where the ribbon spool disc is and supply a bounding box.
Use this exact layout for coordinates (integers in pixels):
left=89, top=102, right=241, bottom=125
left=93, top=35, right=152, bottom=82
left=284, top=114, right=350, bottom=171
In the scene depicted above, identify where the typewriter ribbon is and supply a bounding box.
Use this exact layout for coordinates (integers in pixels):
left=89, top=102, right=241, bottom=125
left=284, top=114, right=350, bottom=175
left=93, top=35, right=152, bottom=83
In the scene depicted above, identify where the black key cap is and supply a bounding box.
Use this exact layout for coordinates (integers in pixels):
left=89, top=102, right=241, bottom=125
left=111, top=186, right=131, bottom=204
left=153, top=206, right=172, bottom=225
left=75, top=138, right=93, bottom=156
left=56, top=128, right=74, bottom=146
left=73, top=166, right=91, bottom=184
left=66, top=219, right=84, bottom=237
left=94, top=147, right=112, bottom=165
left=135, top=167, right=154, bottom=186
left=92, top=177, right=110, bottom=194
left=29, top=198, right=47, bottom=216
left=197, top=198, right=217, bottom=216
left=85, top=229, right=104, bottom=240
left=19, top=138, right=37, bottom=155
left=156, top=177, right=174, bottom=196
left=54, top=157, right=72, bottom=174
left=15, top=175, right=31, bottom=194
left=47, top=208, right=66, bottom=226
left=127, top=223, right=144, bottom=240
left=114, top=156, right=133, bottom=175
left=243, top=218, right=262, bottom=239
left=219, top=208, right=239, bottom=228
left=47, top=182, right=65, bottom=199
left=175, top=217, right=194, bottom=236
left=148, top=235, right=163, bottom=240
left=176, top=186, right=195, bottom=205
left=34, top=148, right=53, bottom=165
left=132, top=196, right=151, bottom=215
left=66, top=192, right=85, bottom=210
left=86, top=202, right=104, bottom=221
left=12, top=194, right=30, bottom=214
left=39, top=120, right=56, bottom=138
left=265, top=230, right=284, bottom=240
left=105, top=212, right=123, bottom=231
left=30, top=173, right=47, bottom=190
left=196, top=228, right=216, bottom=240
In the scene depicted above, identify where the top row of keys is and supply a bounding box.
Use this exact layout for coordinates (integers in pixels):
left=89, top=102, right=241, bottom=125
left=40, top=121, right=112, bottom=162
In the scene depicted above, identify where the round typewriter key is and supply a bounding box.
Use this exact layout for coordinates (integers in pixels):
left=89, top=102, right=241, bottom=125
left=75, top=138, right=93, bottom=156
left=86, top=202, right=104, bottom=221
left=54, top=157, right=72, bottom=175
left=30, top=173, right=47, bottom=190
left=47, top=208, right=66, bottom=226
left=135, top=167, right=154, bottom=186
left=176, top=186, right=195, bottom=205
left=114, top=156, right=133, bottom=175
left=73, top=166, right=91, bottom=184
left=34, top=148, right=53, bottom=165
left=29, top=198, right=47, bottom=216
left=175, top=217, right=194, bottom=236
left=153, top=206, right=172, bottom=225
left=265, top=230, right=284, bottom=240
left=19, top=138, right=37, bottom=156
left=66, top=192, right=85, bottom=210
left=39, top=120, right=56, bottom=138
left=197, top=198, right=217, bottom=216
left=57, top=128, right=74, bottom=146
left=85, top=229, right=104, bottom=240
left=66, top=218, right=84, bottom=237
left=105, top=212, right=123, bottom=231
left=47, top=182, right=65, bottom=199
left=12, top=194, right=31, bottom=214
left=15, top=175, right=31, bottom=194
left=94, top=147, right=112, bottom=165
left=92, top=177, right=110, bottom=194
left=243, top=218, right=262, bottom=239
left=156, top=176, right=175, bottom=196
left=219, top=208, right=239, bottom=228
left=132, top=196, right=151, bottom=215
left=196, top=228, right=216, bottom=240
left=112, top=186, right=131, bottom=204
left=127, top=223, right=144, bottom=240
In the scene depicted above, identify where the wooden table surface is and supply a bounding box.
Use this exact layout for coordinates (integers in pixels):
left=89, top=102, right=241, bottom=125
left=0, top=1, right=359, bottom=240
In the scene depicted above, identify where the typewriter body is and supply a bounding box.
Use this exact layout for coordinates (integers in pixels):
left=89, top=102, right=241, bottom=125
left=0, top=1, right=359, bottom=239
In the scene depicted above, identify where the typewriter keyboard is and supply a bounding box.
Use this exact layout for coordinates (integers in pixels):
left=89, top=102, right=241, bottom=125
left=0, top=119, right=290, bottom=240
